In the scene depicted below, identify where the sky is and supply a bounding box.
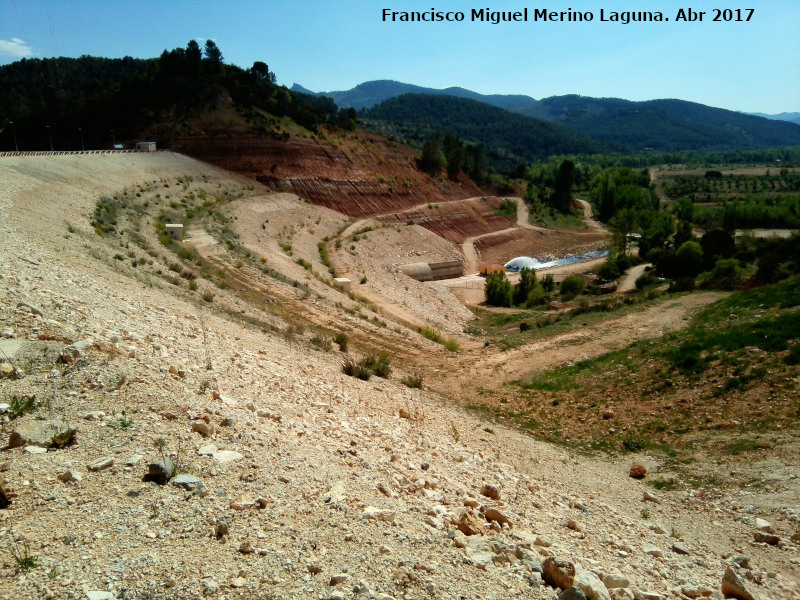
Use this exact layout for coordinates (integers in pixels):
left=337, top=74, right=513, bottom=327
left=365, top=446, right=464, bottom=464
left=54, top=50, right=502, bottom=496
left=1, top=0, right=798, bottom=114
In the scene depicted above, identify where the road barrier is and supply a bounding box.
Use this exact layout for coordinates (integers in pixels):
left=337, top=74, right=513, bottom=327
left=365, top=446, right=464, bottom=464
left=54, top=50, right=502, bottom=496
left=0, top=149, right=166, bottom=157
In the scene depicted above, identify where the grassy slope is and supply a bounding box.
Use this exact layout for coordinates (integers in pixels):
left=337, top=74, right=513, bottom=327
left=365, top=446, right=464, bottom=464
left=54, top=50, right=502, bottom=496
left=470, top=278, right=800, bottom=464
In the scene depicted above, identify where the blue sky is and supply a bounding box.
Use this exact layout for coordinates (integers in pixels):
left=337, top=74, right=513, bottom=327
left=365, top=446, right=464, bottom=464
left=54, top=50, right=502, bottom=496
left=1, top=0, right=798, bottom=114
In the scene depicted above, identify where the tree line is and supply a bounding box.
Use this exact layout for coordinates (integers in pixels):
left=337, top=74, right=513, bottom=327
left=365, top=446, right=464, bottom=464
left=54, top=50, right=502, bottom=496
left=0, top=41, right=355, bottom=151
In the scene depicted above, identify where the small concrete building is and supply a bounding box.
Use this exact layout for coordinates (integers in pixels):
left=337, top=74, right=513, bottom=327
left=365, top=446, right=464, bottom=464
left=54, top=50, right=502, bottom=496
left=334, top=278, right=352, bottom=293
left=479, top=263, right=506, bottom=276
left=165, top=224, right=184, bottom=242
left=136, top=141, right=157, bottom=152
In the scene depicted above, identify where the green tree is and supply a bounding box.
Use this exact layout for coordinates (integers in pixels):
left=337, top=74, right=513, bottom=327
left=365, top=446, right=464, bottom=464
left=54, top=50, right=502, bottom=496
left=442, top=134, right=465, bottom=178
left=203, top=40, right=223, bottom=63
left=675, top=240, right=704, bottom=277
left=609, top=208, right=638, bottom=255
left=550, top=159, right=575, bottom=214
left=638, top=210, right=675, bottom=259
left=186, top=40, right=202, bottom=74
left=485, top=272, right=513, bottom=307
left=250, top=61, right=275, bottom=83
left=419, top=133, right=446, bottom=176
left=514, top=267, right=538, bottom=305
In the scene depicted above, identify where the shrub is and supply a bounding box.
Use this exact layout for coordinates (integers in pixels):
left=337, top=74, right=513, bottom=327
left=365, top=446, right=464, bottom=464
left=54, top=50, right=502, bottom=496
left=635, top=271, right=656, bottom=290
left=525, top=286, right=549, bottom=306
left=333, top=332, right=349, bottom=352
left=420, top=327, right=460, bottom=352
left=201, top=292, right=214, bottom=302
left=622, top=436, right=646, bottom=452
left=560, top=275, right=586, bottom=300
left=669, top=276, right=696, bottom=292
left=9, top=539, right=38, bottom=574
left=402, top=372, right=424, bottom=389
left=784, top=344, right=800, bottom=366
left=703, top=258, right=744, bottom=290
left=342, top=356, right=372, bottom=380
left=310, top=335, right=333, bottom=351
left=441, top=338, right=461, bottom=353
left=8, top=395, right=38, bottom=419
left=361, top=352, right=391, bottom=378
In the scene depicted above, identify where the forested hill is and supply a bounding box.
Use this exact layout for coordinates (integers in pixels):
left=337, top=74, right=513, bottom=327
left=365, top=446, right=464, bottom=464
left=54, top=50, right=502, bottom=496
left=291, top=79, right=539, bottom=113
left=519, top=95, right=800, bottom=152
left=305, top=79, right=800, bottom=154
left=363, top=94, right=607, bottom=171
left=0, top=44, right=352, bottom=151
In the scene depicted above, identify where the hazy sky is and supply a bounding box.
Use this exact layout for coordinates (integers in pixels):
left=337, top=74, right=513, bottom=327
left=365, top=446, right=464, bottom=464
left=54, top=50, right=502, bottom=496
left=1, top=0, right=798, bottom=114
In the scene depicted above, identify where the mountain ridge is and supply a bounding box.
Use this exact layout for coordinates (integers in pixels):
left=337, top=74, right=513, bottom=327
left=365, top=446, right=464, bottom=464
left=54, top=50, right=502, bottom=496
left=301, top=79, right=800, bottom=154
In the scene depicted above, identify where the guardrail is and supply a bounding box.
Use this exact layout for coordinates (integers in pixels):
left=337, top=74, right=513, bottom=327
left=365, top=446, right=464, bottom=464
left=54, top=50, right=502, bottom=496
left=0, top=149, right=166, bottom=157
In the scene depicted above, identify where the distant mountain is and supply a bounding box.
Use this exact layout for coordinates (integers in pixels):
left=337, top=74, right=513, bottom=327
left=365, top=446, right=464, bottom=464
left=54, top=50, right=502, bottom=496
left=291, top=79, right=538, bottom=113
left=517, top=96, right=800, bottom=152
left=363, top=94, right=607, bottom=170
left=749, top=112, right=800, bottom=125
left=308, top=80, right=800, bottom=154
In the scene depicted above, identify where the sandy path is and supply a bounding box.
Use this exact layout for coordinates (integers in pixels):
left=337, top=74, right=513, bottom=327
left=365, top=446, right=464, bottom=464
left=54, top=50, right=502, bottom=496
left=617, top=263, right=651, bottom=292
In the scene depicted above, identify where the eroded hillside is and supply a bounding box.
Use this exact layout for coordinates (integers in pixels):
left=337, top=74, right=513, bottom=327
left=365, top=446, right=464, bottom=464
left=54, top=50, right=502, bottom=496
left=174, top=132, right=483, bottom=217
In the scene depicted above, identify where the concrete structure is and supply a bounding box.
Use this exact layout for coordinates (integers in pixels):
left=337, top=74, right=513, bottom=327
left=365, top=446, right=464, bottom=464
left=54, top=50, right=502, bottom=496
left=479, top=263, right=506, bottom=276
left=136, top=141, right=157, bottom=152
left=165, top=224, right=184, bottom=242
left=334, top=278, right=352, bottom=293
left=400, top=260, right=464, bottom=282
left=429, top=260, right=464, bottom=280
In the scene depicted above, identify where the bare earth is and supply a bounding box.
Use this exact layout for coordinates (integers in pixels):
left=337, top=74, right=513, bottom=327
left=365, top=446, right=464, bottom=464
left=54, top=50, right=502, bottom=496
left=1, top=153, right=798, bottom=600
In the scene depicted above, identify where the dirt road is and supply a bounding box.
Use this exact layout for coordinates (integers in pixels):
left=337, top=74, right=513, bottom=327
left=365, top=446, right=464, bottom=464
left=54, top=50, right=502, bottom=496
left=443, top=291, right=726, bottom=390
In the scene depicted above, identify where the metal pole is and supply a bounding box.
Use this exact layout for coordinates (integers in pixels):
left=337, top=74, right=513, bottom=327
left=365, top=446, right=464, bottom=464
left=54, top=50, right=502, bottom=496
left=9, top=121, right=18, bottom=151
left=79, top=128, right=85, bottom=151
left=46, top=125, right=53, bottom=151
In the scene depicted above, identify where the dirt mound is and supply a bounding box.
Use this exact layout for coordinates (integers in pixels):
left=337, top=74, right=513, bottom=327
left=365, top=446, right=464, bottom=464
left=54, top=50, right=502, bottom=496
left=474, top=227, right=607, bottom=266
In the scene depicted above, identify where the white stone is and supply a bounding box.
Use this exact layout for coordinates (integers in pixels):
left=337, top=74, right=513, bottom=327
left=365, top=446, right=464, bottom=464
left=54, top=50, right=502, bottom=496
left=212, top=450, right=243, bottom=464
left=362, top=506, right=395, bottom=522
left=755, top=518, right=773, bottom=532
left=603, top=572, right=631, bottom=589
left=643, top=544, right=663, bottom=557
left=575, top=569, right=612, bottom=600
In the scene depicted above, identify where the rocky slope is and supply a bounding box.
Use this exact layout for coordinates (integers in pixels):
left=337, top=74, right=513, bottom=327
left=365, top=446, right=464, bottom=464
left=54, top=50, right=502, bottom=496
left=1, top=153, right=798, bottom=600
